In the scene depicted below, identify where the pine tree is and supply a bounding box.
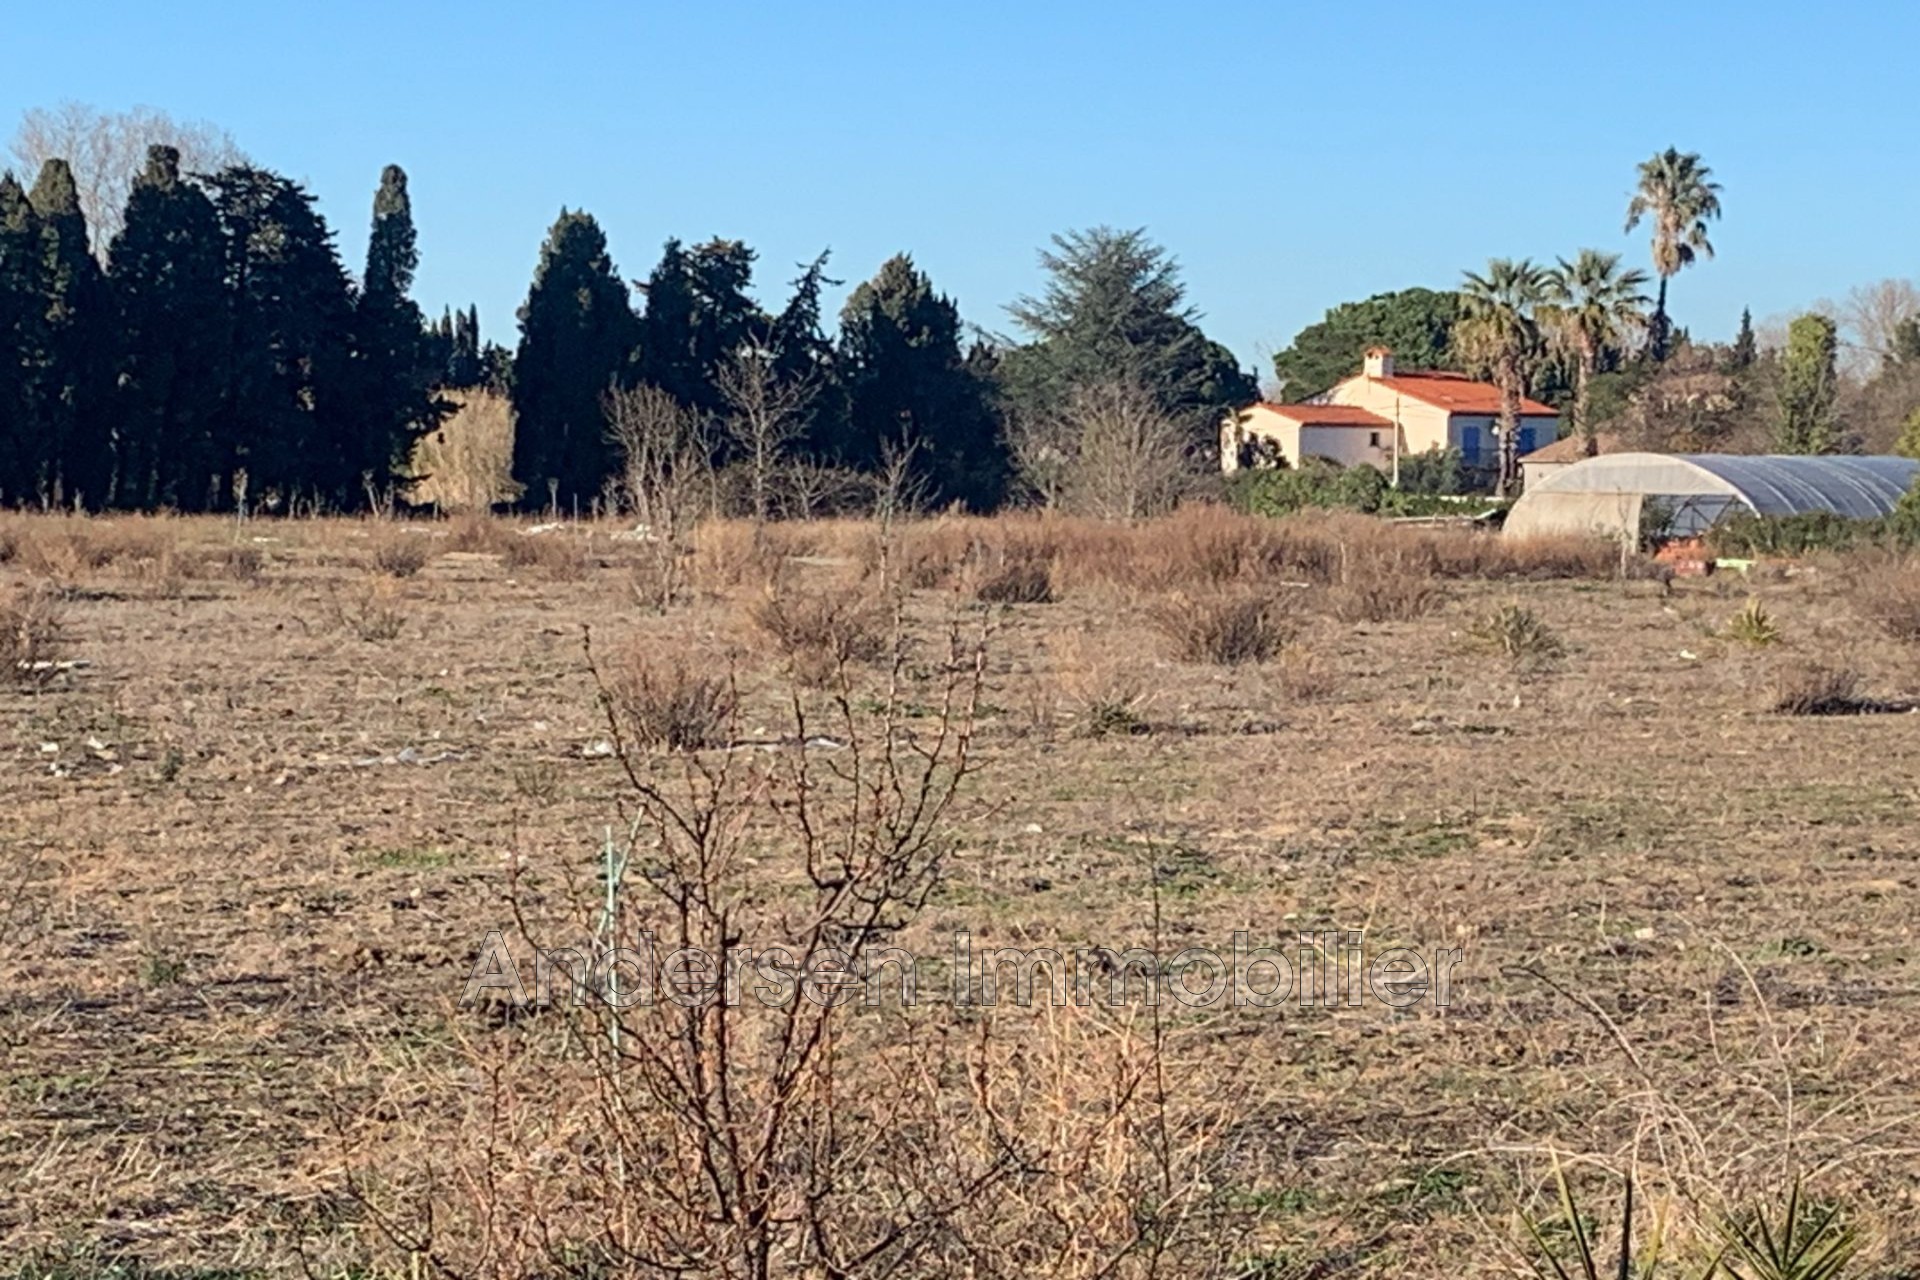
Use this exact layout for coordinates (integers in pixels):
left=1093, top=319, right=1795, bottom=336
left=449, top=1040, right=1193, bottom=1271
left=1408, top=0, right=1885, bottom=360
left=1731, top=307, right=1756, bottom=370
left=354, top=164, right=441, bottom=499
left=838, top=254, right=1006, bottom=508
left=633, top=238, right=767, bottom=420
left=511, top=209, right=639, bottom=510
left=0, top=174, right=42, bottom=503
left=106, top=146, right=229, bottom=509
left=28, top=159, right=112, bottom=506
left=205, top=166, right=360, bottom=509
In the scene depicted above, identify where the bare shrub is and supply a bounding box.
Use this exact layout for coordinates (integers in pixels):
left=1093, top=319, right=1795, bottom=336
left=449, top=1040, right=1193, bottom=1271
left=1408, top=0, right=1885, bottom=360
left=215, top=544, right=266, bottom=583
left=1151, top=591, right=1290, bottom=665
left=750, top=579, right=891, bottom=685
left=1858, top=564, right=1920, bottom=642
left=1327, top=568, right=1442, bottom=623
left=445, top=513, right=517, bottom=556
left=718, top=349, right=813, bottom=523
left=327, top=577, right=407, bottom=642
left=406, top=389, right=521, bottom=511
left=2, top=583, right=65, bottom=686
left=599, top=643, right=737, bottom=752
left=1769, top=660, right=1869, bottom=715
left=970, top=542, right=1055, bottom=604
left=503, top=533, right=589, bottom=581
left=370, top=534, right=431, bottom=578
left=1013, top=377, right=1195, bottom=518
left=1274, top=646, right=1338, bottom=702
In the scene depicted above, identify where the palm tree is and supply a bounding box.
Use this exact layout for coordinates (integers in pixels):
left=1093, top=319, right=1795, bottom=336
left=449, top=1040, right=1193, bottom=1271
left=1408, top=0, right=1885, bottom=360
left=1458, top=258, right=1548, bottom=497
left=1542, top=250, right=1651, bottom=453
left=1624, top=148, right=1722, bottom=361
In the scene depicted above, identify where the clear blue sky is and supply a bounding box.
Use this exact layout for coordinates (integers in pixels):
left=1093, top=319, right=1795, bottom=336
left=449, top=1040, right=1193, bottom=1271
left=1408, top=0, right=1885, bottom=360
left=5, top=0, right=1911, bottom=377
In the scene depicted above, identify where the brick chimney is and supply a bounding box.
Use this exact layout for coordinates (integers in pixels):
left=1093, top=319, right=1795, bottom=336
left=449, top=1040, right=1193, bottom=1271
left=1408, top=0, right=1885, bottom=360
left=1363, top=346, right=1394, bottom=379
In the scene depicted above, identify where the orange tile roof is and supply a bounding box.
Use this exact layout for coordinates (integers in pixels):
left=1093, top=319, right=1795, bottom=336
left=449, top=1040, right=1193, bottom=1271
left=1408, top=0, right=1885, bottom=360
left=1373, top=372, right=1557, bottom=417
left=1251, top=403, right=1392, bottom=428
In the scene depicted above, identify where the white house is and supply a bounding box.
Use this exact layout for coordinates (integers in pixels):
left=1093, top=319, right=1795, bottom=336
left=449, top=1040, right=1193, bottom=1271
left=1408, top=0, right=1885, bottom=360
left=1222, top=348, right=1560, bottom=475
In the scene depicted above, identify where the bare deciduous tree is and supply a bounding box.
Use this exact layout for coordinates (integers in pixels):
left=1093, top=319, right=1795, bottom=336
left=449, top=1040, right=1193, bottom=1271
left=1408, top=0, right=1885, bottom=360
left=1815, top=278, right=1920, bottom=379
left=717, top=350, right=813, bottom=523
left=1014, top=379, right=1193, bottom=519
left=606, top=385, right=715, bottom=606
left=9, top=101, right=246, bottom=255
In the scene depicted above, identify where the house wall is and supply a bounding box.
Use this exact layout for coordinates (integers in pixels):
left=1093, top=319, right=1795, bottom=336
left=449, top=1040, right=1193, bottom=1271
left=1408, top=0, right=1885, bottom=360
left=1322, top=379, right=1452, bottom=454
left=1300, top=425, right=1391, bottom=467
left=1222, top=406, right=1304, bottom=471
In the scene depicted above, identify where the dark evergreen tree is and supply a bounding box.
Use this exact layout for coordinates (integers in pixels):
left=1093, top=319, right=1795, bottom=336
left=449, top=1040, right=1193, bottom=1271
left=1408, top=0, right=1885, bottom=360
left=838, top=254, right=1006, bottom=509
left=354, top=164, right=443, bottom=497
left=1730, top=306, right=1757, bottom=370
left=633, top=237, right=766, bottom=419
left=511, top=209, right=638, bottom=509
left=999, top=227, right=1256, bottom=447
left=106, top=146, right=229, bottom=509
left=0, top=174, right=41, bottom=503
left=205, top=165, right=360, bottom=510
left=1270, top=288, right=1464, bottom=399
left=28, top=159, right=112, bottom=506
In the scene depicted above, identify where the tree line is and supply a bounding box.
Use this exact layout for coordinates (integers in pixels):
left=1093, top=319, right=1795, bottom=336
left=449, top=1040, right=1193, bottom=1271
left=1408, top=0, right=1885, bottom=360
left=0, top=104, right=1257, bottom=516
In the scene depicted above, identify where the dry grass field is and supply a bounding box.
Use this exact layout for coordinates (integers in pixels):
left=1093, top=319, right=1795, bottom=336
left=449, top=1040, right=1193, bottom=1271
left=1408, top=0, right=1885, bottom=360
left=3, top=508, right=1920, bottom=1278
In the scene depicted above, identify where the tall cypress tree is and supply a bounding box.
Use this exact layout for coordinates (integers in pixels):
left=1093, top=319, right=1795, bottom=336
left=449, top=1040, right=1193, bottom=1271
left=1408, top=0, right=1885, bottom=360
left=512, top=209, right=638, bottom=510
left=0, top=174, right=41, bottom=503
left=354, top=164, right=441, bottom=498
left=107, top=146, right=228, bottom=510
left=205, top=166, right=360, bottom=510
left=838, top=254, right=1006, bottom=508
left=28, top=159, right=111, bottom=507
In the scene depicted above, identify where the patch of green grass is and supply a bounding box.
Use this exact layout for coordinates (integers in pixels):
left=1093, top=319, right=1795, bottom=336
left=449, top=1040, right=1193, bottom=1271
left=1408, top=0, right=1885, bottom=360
left=1364, top=816, right=1475, bottom=861
left=7, top=1249, right=266, bottom=1280
left=368, top=846, right=454, bottom=870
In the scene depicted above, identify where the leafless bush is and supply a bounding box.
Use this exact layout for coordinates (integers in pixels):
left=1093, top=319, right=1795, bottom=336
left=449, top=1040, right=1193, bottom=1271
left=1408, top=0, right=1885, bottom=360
left=1768, top=660, right=1869, bottom=715
left=1151, top=591, right=1290, bottom=665
left=1327, top=567, right=1442, bottom=623
left=718, top=349, right=813, bottom=523
left=1049, top=630, right=1152, bottom=735
left=502, top=533, right=590, bottom=581
left=2, top=583, right=65, bottom=687
left=1857, top=563, right=1920, bottom=642
left=326, top=576, right=407, bottom=642
left=607, top=384, right=714, bottom=536
left=215, top=544, right=265, bottom=583
left=369, top=534, right=431, bottom=578
left=1013, top=378, right=1196, bottom=519
left=406, top=389, right=521, bottom=511
left=600, top=643, right=737, bottom=751
left=970, top=542, right=1055, bottom=604
left=750, top=578, right=892, bottom=686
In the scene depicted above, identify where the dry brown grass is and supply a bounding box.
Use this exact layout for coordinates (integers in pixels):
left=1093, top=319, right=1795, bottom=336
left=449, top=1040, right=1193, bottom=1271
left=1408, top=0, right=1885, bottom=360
left=369, top=532, right=432, bottom=578
left=502, top=531, right=591, bottom=580
left=1150, top=589, right=1291, bottom=665
left=969, top=541, right=1056, bottom=605
left=1856, top=558, right=1920, bottom=642
left=5, top=507, right=1920, bottom=1276
left=1, top=581, right=64, bottom=685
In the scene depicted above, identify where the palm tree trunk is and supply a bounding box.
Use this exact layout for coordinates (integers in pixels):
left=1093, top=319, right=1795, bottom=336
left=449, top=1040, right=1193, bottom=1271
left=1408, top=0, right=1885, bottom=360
left=1578, top=345, right=1596, bottom=454
left=1651, top=275, right=1671, bottom=362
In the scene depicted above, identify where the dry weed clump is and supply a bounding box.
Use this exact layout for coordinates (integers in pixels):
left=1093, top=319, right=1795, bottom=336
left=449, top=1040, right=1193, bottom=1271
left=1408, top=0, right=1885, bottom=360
left=1048, top=630, right=1153, bottom=735
left=1768, top=659, right=1870, bottom=716
left=1151, top=590, right=1291, bottom=665
left=750, top=578, right=892, bottom=685
left=369, top=533, right=432, bottom=578
left=327, top=576, right=408, bottom=642
left=445, top=513, right=518, bottom=556
left=1856, top=561, right=1920, bottom=642
left=503, top=532, right=590, bottom=580
left=2, top=582, right=65, bottom=686
left=1326, top=565, right=1442, bottom=623
left=599, top=642, right=737, bottom=751
left=690, top=520, right=788, bottom=595
left=1469, top=601, right=1565, bottom=666
left=970, top=541, right=1055, bottom=605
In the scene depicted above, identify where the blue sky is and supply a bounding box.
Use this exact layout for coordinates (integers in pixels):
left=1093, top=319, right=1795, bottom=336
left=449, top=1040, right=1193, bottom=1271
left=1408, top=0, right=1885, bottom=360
left=4, top=0, right=1912, bottom=377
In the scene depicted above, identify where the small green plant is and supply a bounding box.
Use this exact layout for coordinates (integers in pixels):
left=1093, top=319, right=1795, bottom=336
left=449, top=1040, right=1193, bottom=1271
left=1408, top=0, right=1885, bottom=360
left=141, top=947, right=187, bottom=987
left=1718, top=1182, right=1860, bottom=1280
left=1470, top=601, right=1564, bottom=665
left=1726, top=596, right=1781, bottom=646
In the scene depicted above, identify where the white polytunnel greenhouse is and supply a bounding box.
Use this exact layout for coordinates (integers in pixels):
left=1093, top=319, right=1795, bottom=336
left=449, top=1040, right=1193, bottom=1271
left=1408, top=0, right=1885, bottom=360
left=1503, top=452, right=1920, bottom=541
